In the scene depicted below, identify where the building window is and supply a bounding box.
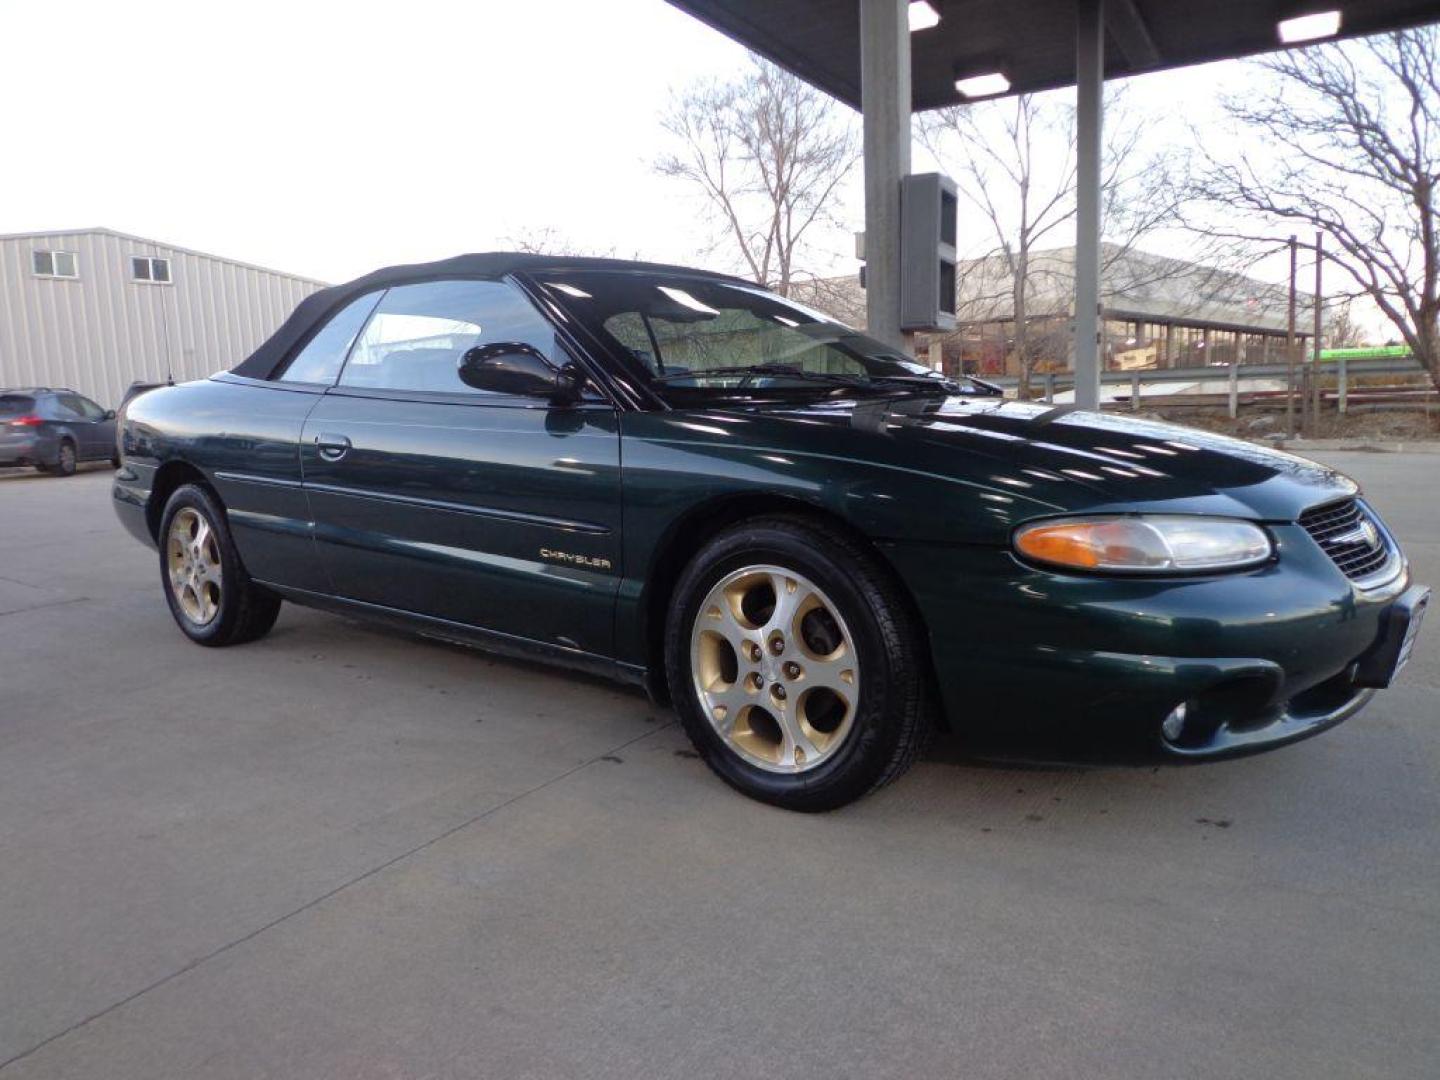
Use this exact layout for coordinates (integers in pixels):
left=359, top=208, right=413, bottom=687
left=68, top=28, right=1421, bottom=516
left=33, top=250, right=78, bottom=278
left=131, top=256, right=172, bottom=284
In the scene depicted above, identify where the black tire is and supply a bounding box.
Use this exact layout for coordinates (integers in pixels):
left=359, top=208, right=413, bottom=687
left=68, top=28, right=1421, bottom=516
left=43, top=440, right=77, bottom=476
left=664, top=515, right=932, bottom=811
left=158, top=483, right=282, bottom=646
left=111, top=453, right=122, bottom=469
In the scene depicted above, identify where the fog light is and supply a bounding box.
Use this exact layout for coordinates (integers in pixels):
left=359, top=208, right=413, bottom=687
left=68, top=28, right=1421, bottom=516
left=1161, top=702, right=1189, bottom=742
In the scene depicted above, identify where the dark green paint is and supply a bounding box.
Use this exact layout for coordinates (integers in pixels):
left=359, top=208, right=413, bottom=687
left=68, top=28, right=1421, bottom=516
left=115, top=363, right=1414, bottom=756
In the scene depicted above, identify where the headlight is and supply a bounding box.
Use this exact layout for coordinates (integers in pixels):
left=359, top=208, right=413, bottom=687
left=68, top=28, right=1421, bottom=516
left=1013, top=516, right=1272, bottom=574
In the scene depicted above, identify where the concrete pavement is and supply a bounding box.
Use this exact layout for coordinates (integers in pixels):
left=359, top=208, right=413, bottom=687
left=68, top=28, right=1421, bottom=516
left=0, top=453, right=1436, bottom=1079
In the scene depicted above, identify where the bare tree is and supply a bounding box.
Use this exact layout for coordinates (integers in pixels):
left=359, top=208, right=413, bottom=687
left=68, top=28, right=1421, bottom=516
left=1182, top=28, right=1439, bottom=390
left=656, top=58, right=858, bottom=297
left=502, top=227, right=632, bottom=260
left=918, top=95, right=1074, bottom=397
left=918, top=91, right=1179, bottom=396
left=1327, top=301, right=1370, bottom=349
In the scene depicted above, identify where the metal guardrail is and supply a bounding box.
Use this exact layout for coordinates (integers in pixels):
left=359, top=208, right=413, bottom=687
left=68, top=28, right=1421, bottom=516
left=983, top=356, right=1427, bottom=415
left=984, top=356, right=1422, bottom=392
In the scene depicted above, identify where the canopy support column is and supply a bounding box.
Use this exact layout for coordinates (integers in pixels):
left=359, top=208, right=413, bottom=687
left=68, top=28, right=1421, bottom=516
left=1073, top=0, right=1104, bottom=409
left=860, top=0, right=912, bottom=351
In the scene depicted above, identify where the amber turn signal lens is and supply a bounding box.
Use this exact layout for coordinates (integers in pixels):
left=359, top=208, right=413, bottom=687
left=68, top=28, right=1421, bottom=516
left=1013, top=516, right=1273, bottom=573
left=1014, top=523, right=1107, bottom=568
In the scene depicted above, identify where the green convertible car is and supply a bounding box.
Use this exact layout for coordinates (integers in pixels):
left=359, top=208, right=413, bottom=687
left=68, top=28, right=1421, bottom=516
left=113, top=254, right=1428, bottom=810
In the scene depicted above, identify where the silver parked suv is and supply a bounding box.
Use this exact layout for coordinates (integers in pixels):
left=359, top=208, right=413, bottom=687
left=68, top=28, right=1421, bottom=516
left=0, top=388, right=118, bottom=476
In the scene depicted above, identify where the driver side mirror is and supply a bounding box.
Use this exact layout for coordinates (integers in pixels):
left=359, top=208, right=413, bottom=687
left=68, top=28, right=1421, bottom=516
left=457, top=343, right=584, bottom=405
left=104, top=409, right=116, bottom=420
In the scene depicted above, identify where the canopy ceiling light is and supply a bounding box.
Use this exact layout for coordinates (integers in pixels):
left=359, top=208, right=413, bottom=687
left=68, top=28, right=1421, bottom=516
left=908, top=1, right=941, bottom=32
left=1278, top=10, right=1343, bottom=43
left=954, top=71, right=1011, bottom=99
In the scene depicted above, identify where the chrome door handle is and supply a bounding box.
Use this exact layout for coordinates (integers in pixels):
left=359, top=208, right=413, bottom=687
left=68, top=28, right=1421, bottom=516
left=315, top=433, right=351, bottom=460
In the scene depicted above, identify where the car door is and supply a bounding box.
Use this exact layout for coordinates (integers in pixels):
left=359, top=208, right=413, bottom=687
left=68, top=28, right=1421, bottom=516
left=51, top=394, right=104, bottom=459
left=301, top=278, right=623, bottom=658
left=69, top=394, right=115, bottom=459
left=202, top=290, right=385, bottom=596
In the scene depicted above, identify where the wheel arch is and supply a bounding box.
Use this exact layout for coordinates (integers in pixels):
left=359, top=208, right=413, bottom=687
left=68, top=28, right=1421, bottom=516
left=638, top=492, right=942, bottom=723
left=45, top=433, right=78, bottom=474
left=147, top=460, right=216, bottom=541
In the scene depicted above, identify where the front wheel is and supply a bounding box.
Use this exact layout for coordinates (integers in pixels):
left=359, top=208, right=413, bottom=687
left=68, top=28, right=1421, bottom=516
left=158, top=483, right=281, bottom=646
left=664, top=516, right=932, bottom=811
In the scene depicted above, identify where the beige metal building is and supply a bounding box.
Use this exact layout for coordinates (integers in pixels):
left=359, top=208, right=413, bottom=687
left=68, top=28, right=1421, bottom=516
left=0, top=228, right=324, bottom=407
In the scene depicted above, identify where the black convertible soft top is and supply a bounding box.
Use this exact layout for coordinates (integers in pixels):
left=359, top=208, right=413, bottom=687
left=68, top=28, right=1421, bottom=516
left=230, top=251, right=745, bottom=381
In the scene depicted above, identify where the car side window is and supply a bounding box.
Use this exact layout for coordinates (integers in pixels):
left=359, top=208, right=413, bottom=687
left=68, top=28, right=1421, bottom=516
left=69, top=395, right=107, bottom=420
left=52, top=395, right=87, bottom=420
left=277, top=291, right=384, bottom=384
left=337, top=279, right=558, bottom=396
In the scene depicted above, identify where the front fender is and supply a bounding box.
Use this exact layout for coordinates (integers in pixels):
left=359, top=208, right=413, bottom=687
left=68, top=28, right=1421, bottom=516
left=613, top=411, right=1052, bottom=668
left=617, top=411, right=1062, bottom=549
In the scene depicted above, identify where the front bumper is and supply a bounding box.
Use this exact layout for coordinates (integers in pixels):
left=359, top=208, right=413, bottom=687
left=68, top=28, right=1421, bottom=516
left=883, top=522, right=1420, bottom=758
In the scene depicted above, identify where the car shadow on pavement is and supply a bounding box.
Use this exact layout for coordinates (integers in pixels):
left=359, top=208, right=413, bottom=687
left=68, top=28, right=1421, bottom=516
left=328, top=613, right=658, bottom=700
left=926, top=722, right=1172, bottom=773
left=284, top=605, right=1183, bottom=780
left=239, top=591, right=1316, bottom=821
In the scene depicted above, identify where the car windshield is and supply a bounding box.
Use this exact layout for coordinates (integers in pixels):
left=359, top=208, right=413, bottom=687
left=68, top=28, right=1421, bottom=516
left=0, top=394, right=37, bottom=416
left=534, top=272, right=978, bottom=401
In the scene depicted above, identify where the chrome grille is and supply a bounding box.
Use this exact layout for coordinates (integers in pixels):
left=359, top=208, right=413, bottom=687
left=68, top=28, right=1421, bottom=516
left=1298, top=498, right=1392, bottom=582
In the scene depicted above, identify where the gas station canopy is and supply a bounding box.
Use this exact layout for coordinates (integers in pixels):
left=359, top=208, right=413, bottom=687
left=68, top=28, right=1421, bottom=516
left=665, top=0, right=1436, bottom=407
left=667, top=0, right=1439, bottom=109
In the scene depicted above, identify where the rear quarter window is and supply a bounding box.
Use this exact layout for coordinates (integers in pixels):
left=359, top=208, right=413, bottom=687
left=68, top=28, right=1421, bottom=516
left=277, top=291, right=385, bottom=385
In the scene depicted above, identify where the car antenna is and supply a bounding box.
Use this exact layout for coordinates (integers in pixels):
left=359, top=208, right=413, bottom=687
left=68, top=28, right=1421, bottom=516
left=157, top=258, right=175, bottom=386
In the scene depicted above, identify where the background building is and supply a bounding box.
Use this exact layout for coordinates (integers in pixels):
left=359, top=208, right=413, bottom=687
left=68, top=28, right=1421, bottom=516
left=945, top=244, right=1320, bottom=377
left=798, top=244, right=1321, bottom=379
left=0, top=228, right=324, bottom=406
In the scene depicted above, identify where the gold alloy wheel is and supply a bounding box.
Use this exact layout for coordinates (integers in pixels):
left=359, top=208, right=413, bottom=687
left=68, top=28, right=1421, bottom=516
left=690, top=564, right=860, bottom=774
left=166, top=507, right=223, bottom=626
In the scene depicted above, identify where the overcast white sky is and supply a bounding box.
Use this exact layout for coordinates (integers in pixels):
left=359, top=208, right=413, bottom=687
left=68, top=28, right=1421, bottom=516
left=3, top=0, right=762, bottom=281
left=1, top=0, right=1308, bottom=294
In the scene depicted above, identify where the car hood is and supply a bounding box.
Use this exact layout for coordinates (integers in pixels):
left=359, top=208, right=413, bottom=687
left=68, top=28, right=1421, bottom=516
left=729, top=395, right=1357, bottom=522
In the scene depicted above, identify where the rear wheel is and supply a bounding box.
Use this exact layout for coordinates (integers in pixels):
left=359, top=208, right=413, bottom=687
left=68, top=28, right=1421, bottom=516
left=159, top=483, right=281, bottom=646
left=42, top=440, right=77, bottom=476
left=665, top=516, right=932, bottom=811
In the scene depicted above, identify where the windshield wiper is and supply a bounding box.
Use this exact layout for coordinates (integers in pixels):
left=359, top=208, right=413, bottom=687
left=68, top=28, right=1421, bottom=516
left=652, top=363, right=998, bottom=398
left=864, top=374, right=958, bottom=395
left=652, top=363, right=867, bottom=387
left=869, top=373, right=1006, bottom=397
left=964, top=375, right=1005, bottom=396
